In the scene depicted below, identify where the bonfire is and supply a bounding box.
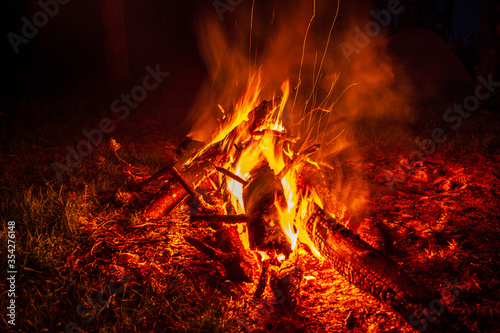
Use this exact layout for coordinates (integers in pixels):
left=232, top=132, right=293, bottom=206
left=62, top=2, right=500, bottom=332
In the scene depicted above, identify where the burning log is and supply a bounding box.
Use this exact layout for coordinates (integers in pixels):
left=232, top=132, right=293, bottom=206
left=168, top=165, right=215, bottom=212
left=144, top=98, right=469, bottom=331
left=215, top=166, right=248, bottom=186
left=248, top=97, right=281, bottom=133
left=142, top=180, right=188, bottom=220
left=184, top=225, right=257, bottom=282
left=270, top=263, right=303, bottom=310
left=276, top=143, right=321, bottom=180
left=141, top=146, right=220, bottom=220
left=305, top=205, right=471, bottom=333
left=253, top=259, right=269, bottom=299
left=251, top=129, right=298, bottom=144
left=243, top=163, right=291, bottom=254
left=190, top=214, right=248, bottom=224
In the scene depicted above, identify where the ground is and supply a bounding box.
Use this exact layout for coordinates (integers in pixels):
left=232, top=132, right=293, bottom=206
left=0, top=84, right=500, bottom=332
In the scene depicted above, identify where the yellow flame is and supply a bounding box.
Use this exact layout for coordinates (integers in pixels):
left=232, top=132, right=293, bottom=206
left=211, top=76, right=325, bottom=258
left=186, top=1, right=380, bottom=260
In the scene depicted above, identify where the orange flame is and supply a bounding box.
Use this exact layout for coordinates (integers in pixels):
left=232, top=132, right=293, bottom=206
left=258, top=251, right=269, bottom=261
left=187, top=0, right=405, bottom=257
left=202, top=74, right=324, bottom=257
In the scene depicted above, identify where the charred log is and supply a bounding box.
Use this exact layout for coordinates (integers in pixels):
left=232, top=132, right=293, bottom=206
left=305, top=205, right=471, bottom=333
left=214, top=225, right=248, bottom=255
left=174, top=137, right=207, bottom=165
left=248, top=97, right=281, bottom=133
left=243, top=163, right=291, bottom=254
left=253, top=259, right=270, bottom=299
left=270, top=263, right=303, bottom=310
left=190, top=214, right=248, bottom=224
left=142, top=180, right=188, bottom=220
left=141, top=150, right=219, bottom=220
left=184, top=226, right=256, bottom=282
left=168, top=165, right=215, bottom=212
left=184, top=236, right=251, bottom=282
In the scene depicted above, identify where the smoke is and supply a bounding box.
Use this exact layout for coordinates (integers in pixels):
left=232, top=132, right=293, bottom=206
left=186, top=0, right=414, bottom=226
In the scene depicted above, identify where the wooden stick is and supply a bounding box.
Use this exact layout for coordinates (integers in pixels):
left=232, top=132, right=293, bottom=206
left=184, top=231, right=255, bottom=282
left=141, top=152, right=220, bottom=219
left=277, top=144, right=320, bottom=179
left=215, top=166, right=248, bottom=186
left=132, top=163, right=173, bottom=192
left=169, top=166, right=200, bottom=198
left=253, top=259, right=269, bottom=299
left=190, top=214, right=248, bottom=223
left=168, top=166, right=215, bottom=212
left=141, top=180, right=188, bottom=220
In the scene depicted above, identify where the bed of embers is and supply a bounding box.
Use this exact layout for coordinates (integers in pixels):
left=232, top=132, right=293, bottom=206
left=66, top=96, right=500, bottom=333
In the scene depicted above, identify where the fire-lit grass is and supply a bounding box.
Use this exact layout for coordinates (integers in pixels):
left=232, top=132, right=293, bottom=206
left=0, top=133, right=241, bottom=332
left=0, top=96, right=240, bottom=332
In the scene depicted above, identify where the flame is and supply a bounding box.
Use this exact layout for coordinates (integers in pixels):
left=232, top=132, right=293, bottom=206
left=258, top=251, right=269, bottom=261
left=187, top=0, right=406, bottom=257
left=199, top=73, right=324, bottom=257
left=186, top=5, right=340, bottom=258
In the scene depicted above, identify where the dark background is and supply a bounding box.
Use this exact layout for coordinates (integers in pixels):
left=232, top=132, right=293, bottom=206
left=0, top=0, right=494, bottom=125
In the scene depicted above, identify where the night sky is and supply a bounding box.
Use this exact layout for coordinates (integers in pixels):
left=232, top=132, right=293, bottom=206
left=0, top=0, right=491, bottom=115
